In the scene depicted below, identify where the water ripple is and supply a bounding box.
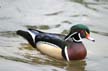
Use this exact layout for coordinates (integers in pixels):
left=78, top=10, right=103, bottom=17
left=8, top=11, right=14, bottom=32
left=91, top=30, right=108, bottom=36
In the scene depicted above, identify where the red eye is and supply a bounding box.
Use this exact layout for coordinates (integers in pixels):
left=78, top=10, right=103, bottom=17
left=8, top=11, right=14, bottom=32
left=80, top=30, right=84, bottom=34
left=80, top=30, right=86, bottom=38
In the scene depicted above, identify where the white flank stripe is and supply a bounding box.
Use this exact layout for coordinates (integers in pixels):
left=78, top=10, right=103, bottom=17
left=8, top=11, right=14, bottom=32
left=27, top=30, right=35, bottom=43
left=65, top=46, right=69, bottom=61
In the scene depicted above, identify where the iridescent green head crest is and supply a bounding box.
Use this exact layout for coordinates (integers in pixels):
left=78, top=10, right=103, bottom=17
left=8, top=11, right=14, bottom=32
left=70, top=24, right=90, bottom=34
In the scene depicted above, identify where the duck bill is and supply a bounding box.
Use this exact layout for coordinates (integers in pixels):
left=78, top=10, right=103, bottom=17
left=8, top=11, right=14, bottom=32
left=86, top=34, right=95, bottom=42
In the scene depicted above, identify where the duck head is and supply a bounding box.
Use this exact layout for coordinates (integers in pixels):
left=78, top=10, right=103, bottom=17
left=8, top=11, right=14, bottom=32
left=64, top=24, right=95, bottom=42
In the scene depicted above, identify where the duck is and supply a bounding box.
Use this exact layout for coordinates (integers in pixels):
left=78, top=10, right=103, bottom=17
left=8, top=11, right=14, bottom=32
left=16, top=24, right=95, bottom=61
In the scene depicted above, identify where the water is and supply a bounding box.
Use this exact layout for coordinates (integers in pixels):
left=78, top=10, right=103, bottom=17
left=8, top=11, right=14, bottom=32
left=0, top=0, right=108, bottom=71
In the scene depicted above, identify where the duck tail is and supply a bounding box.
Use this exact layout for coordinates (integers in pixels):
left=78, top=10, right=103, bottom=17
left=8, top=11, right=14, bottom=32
left=16, top=29, right=36, bottom=48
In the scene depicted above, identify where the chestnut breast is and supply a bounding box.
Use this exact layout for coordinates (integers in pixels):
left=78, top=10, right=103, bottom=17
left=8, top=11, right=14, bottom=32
left=67, top=42, right=87, bottom=60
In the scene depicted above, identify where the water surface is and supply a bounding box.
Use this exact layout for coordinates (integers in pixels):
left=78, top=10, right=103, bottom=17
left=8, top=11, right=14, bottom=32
left=0, top=0, right=108, bottom=71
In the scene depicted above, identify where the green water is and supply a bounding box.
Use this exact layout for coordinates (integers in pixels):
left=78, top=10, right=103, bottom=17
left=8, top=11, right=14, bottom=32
left=0, top=0, right=108, bottom=71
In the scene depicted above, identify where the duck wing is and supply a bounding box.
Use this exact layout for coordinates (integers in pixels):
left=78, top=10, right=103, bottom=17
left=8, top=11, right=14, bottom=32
left=16, top=29, right=66, bottom=49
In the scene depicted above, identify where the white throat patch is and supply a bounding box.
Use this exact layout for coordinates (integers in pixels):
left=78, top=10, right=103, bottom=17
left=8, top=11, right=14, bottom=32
left=72, top=33, right=82, bottom=42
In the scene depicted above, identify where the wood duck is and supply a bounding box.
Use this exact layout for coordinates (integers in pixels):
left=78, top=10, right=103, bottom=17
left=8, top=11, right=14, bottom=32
left=17, top=24, right=95, bottom=61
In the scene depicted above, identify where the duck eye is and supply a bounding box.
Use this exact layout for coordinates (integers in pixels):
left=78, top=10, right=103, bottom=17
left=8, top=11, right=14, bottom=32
left=80, top=30, right=84, bottom=34
left=80, top=30, right=86, bottom=38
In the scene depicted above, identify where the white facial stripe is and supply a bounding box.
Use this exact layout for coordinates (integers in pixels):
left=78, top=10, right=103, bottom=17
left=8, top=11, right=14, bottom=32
left=72, top=33, right=82, bottom=42
left=78, top=33, right=82, bottom=41
left=27, top=30, right=35, bottom=43
left=65, top=32, right=77, bottom=41
left=64, top=46, right=69, bottom=61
